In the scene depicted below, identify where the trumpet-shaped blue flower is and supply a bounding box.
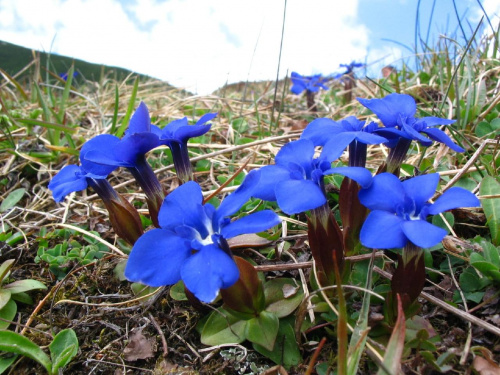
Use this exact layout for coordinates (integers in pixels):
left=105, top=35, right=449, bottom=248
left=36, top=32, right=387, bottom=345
left=357, top=93, right=464, bottom=152
left=125, top=171, right=281, bottom=303
left=359, top=173, right=480, bottom=249
left=80, top=102, right=166, bottom=226
left=290, top=72, right=328, bottom=95
left=48, top=165, right=92, bottom=202
left=159, top=113, right=217, bottom=182
left=48, top=164, right=143, bottom=244
left=252, top=139, right=373, bottom=215
left=333, top=61, right=364, bottom=79
left=82, top=102, right=162, bottom=170
left=301, top=116, right=389, bottom=165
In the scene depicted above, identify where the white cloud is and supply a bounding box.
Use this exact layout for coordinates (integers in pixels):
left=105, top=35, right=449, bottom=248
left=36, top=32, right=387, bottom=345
left=0, top=0, right=371, bottom=94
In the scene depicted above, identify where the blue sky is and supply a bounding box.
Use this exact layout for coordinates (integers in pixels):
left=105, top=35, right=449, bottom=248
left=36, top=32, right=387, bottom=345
left=0, top=0, right=498, bottom=94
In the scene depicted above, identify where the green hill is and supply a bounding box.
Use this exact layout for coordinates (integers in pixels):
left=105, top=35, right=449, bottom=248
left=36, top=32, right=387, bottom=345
left=0, top=40, right=152, bottom=83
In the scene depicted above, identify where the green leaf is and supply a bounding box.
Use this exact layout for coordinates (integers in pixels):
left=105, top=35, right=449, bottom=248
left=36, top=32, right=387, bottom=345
left=377, top=295, right=405, bottom=375
left=113, top=259, right=127, bottom=281
left=49, top=329, right=78, bottom=374
left=11, top=292, right=34, bottom=305
left=459, top=267, right=490, bottom=292
left=0, top=299, right=17, bottom=330
left=0, top=188, right=25, bottom=213
left=480, top=240, right=500, bottom=267
left=252, top=318, right=301, bottom=369
left=169, top=280, right=187, bottom=301
left=115, top=76, right=139, bottom=137
left=264, top=278, right=304, bottom=318
left=0, top=354, right=18, bottom=374
left=0, top=331, right=51, bottom=373
left=0, top=289, right=12, bottom=310
left=348, top=253, right=377, bottom=374
left=480, top=176, right=500, bottom=245
left=0, top=259, right=14, bottom=283
left=200, top=308, right=247, bottom=346
left=431, top=212, right=455, bottom=233
left=245, top=311, right=279, bottom=351
left=4, top=279, right=47, bottom=294
left=463, top=291, right=484, bottom=303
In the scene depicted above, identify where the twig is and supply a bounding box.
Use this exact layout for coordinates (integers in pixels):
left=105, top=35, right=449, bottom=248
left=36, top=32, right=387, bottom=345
left=254, top=251, right=385, bottom=272
left=148, top=313, right=168, bottom=357
left=436, top=138, right=498, bottom=196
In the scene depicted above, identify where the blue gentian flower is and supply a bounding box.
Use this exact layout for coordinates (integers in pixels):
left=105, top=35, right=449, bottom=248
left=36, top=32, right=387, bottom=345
left=357, top=93, right=464, bottom=152
left=48, top=165, right=143, bottom=244
left=125, top=171, right=281, bottom=303
left=49, top=165, right=93, bottom=203
left=82, top=102, right=162, bottom=169
left=252, top=139, right=372, bottom=215
left=59, top=71, right=78, bottom=81
left=290, top=72, right=328, bottom=95
left=159, top=113, right=217, bottom=182
left=359, top=173, right=480, bottom=249
left=333, top=61, right=364, bottom=79
left=301, top=116, right=389, bottom=167
left=81, top=102, right=165, bottom=226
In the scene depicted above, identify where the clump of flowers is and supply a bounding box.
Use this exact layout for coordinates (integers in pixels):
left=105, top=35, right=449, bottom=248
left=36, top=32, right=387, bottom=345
left=48, top=91, right=483, bottom=370
left=125, top=172, right=280, bottom=302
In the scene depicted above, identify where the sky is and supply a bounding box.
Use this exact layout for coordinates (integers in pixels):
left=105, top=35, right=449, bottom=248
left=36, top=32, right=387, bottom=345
left=1, top=0, right=499, bottom=94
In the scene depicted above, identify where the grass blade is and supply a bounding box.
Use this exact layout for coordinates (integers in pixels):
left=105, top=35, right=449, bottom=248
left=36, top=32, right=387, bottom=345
left=115, top=76, right=139, bottom=137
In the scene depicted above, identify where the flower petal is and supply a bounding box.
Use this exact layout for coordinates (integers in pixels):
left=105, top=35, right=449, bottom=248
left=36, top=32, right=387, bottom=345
left=323, top=166, right=373, bottom=188
left=80, top=134, right=120, bottom=175
left=360, top=211, right=407, bottom=249
left=275, top=139, right=315, bottom=173
left=221, top=210, right=281, bottom=239
left=126, top=101, right=151, bottom=134
left=300, top=118, right=342, bottom=147
left=401, top=123, right=433, bottom=145
left=196, top=112, right=217, bottom=125
left=176, top=125, right=212, bottom=143
left=358, top=94, right=416, bottom=128
left=421, top=116, right=455, bottom=127
left=181, top=244, right=239, bottom=302
left=158, top=181, right=205, bottom=230
left=48, top=165, right=88, bottom=202
left=358, top=172, right=405, bottom=212
left=422, top=128, right=465, bottom=152
left=320, top=133, right=356, bottom=162
left=160, top=118, right=189, bottom=141
left=216, top=169, right=261, bottom=221
left=125, top=229, right=191, bottom=286
left=401, top=220, right=447, bottom=248
left=402, top=173, right=439, bottom=212
left=427, top=187, right=480, bottom=215
left=251, top=165, right=291, bottom=201
left=354, top=131, right=389, bottom=145
left=275, top=179, right=326, bottom=214
left=114, top=133, right=160, bottom=164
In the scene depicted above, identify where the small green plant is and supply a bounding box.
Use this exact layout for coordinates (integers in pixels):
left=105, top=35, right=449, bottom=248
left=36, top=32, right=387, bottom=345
left=469, top=237, right=500, bottom=283
left=0, top=259, right=46, bottom=330
left=35, top=229, right=109, bottom=279
left=0, top=329, right=78, bottom=374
